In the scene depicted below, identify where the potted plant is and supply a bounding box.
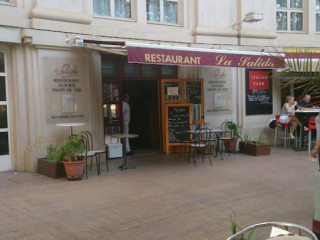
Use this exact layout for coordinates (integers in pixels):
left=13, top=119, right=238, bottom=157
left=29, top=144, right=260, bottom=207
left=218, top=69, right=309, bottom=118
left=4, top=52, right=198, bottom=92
left=61, top=133, right=87, bottom=180
left=223, top=120, right=241, bottom=152
left=37, top=145, right=66, bottom=178
left=239, top=132, right=251, bottom=154
left=246, top=133, right=271, bottom=156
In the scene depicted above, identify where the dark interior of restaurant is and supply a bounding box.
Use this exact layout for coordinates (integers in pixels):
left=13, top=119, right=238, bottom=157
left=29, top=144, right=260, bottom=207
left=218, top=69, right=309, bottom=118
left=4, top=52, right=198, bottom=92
left=122, top=79, right=160, bottom=153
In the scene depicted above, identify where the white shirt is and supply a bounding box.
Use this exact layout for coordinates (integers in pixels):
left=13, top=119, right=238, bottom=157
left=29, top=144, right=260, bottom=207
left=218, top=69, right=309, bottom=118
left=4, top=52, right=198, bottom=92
left=122, top=101, right=130, bottom=122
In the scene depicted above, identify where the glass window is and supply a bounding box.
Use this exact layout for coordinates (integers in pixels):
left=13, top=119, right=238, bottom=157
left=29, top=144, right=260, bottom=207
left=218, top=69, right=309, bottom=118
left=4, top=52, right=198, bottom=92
left=276, top=0, right=304, bottom=31
left=0, top=77, right=6, bottom=101
left=161, top=65, right=176, bottom=77
left=164, top=0, right=177, bottom=23
left=103, top=103, right=121, bottom=124
left=290, top=12, right=302, bottom=31
left=0, top=132, right=9, bottom=155
left=93, top=0, right=110, bottom=16
left=0, top=52, right=4, bottom=73
left=147, top=0, right=160, bottom=22
left=147, top=0, right=178, bottom=24
left=93, top=0, right=131, bottom=19
left=0, top=0, right=10, bottom=2
left=142, top=64, right=156, bottom=77
left=277, top=0, right=287, bottom=8
left=124, top=62, right=139, bottom=76
left=115, top=0, right=131, bottom=18
left=277, top=12, right=287, bottom=30
left=290, top=0, right=302, bottom=8
left=0, top=105, right=7, bottom=128
left=101, top=57, right=119, bottom=76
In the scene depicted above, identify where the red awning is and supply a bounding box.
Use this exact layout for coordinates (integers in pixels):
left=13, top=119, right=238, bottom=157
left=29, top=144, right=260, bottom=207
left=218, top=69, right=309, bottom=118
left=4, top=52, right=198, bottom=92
left=127, top=43, right=285, bottom=69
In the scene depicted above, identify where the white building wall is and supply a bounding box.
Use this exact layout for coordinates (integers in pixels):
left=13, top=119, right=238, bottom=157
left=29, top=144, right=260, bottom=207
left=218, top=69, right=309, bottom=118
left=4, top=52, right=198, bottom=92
left=0, top=0, right=319, bottom=171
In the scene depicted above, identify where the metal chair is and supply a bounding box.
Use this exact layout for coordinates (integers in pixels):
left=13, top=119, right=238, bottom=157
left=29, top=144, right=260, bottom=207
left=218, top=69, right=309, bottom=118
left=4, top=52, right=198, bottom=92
left=189, top=127, right=212, bottom=166
left=226, top=222, right=317, bottom=240
left=308, top=117, right=317, bottom=156
left=274, top=115, right=292, bottom=149
left=81, top=131, right=108, bottom=179
left=220, top=121, right=237, bottom=155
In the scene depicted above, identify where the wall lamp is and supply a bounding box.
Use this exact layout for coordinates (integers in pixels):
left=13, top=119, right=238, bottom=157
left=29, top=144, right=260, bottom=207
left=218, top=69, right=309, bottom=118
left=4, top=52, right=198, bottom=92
left=232, top=12, right=264, bottom=30
left=66, top=36, right=84, bottom=47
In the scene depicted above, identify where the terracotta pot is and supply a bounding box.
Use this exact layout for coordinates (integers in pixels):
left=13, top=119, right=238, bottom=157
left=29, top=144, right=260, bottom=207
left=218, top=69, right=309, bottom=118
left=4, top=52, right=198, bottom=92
left=223, top=138, right=238, bottom=152
left=63, top=160, right=84, bottom=180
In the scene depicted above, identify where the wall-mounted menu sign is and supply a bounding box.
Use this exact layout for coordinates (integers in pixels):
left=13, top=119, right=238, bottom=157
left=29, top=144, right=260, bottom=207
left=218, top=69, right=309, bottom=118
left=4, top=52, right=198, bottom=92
left=202, top=67, right=232, bottom=115
left=43, top=57, right=90, bottom=123
left=164, top=82, right=181, bottom=100
left=185, top=81, right=201, bottom=104
left=245, top=69, right=273, bottom=115
left=166, top=104, right=191, bottom=144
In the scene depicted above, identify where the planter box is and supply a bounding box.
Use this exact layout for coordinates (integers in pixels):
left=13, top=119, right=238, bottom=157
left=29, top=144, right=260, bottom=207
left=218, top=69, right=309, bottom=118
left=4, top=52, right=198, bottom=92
left=239, top=141, right=247, bottom=153
left=246, top=142, right=270, bottom=156
left=37, top=158, right=66, bottom=178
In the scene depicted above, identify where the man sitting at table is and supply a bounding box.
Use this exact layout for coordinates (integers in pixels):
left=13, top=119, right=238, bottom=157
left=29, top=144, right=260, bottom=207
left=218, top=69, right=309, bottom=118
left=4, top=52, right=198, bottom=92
left=297, top=94, right=319, bottom=137
left=297, top=94, right=316, bottom=110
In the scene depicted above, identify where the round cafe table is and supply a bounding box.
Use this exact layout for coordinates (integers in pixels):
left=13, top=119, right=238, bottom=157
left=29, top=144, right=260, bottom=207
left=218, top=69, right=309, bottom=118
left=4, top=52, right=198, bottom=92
left=111, top=134, right=139, bottom=171
left=56, top=122, right=85, bottom=135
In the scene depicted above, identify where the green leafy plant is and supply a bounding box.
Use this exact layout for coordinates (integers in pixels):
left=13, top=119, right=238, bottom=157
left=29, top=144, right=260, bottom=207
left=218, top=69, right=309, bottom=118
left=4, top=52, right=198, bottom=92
left=60, top=132, right=87, bottom=162
left=225, top=120, right=241, bottom=139
left=241, top=132, right=251, bottom=143
left=46, top=145, right=64, bottom=162
left=230, top=213, right=255, bottom=240
left=277, top=48, right=320, bottom=103
left=256, top=133, right=265, bottom=145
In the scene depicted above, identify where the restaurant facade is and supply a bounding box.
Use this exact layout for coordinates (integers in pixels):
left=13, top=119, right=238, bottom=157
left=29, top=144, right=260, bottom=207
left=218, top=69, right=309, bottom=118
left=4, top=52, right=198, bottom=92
left=0, top=0, right=320, bottom=172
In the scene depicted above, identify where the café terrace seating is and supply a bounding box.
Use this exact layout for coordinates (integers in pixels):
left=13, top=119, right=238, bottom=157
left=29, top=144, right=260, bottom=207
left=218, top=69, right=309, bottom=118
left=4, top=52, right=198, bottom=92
left=81, top=131, right=108, bottom=179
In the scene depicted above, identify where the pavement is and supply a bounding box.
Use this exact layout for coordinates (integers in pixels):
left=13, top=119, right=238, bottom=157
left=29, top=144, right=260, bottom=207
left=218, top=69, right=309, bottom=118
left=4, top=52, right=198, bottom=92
left=0, top=147, right=318, bottom=240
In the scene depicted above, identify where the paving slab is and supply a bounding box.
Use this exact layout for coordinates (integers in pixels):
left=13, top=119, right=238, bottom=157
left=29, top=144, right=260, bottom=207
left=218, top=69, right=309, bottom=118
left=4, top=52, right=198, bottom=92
left=0, top=147, right=318, bottom=240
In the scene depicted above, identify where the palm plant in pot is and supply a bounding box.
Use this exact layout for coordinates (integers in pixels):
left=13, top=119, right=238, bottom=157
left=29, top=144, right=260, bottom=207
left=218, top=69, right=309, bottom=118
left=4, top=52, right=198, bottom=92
left=61, top=132, right=87, bottom=180
left=223, top=120, right=241, bottom=152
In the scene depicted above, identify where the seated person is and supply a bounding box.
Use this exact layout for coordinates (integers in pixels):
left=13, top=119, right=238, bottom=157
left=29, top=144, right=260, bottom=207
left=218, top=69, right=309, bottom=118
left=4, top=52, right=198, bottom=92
left=297, top=94, right=319, bottom=134
left=280, top=96, right=302, bottom=139
left=297, top=94, right=316, bottom=110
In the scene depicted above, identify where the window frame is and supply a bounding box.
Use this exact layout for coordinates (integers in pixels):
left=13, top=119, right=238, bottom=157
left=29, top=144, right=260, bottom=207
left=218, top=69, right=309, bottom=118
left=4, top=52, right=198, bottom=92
left=316, top=0, right=320, bottom=32
left=276, top=0, right=305, bottom=32
left=93, top=0, right=134, bottom=20
left=147, top=0, right=180, bottom=25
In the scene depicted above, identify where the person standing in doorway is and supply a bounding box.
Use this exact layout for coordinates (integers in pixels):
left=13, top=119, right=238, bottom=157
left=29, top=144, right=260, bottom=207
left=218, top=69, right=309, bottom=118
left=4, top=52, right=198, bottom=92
left=123, top=93, right=133, bottom=155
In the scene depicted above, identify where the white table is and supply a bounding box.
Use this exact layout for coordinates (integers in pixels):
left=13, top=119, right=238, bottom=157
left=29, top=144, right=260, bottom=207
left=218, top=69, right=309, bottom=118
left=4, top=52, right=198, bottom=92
left=56, top=122, right=85, bottom=135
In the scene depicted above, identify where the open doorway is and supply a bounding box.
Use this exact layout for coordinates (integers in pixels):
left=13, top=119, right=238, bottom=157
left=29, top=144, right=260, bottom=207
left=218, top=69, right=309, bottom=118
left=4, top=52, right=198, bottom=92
left=123, top=80, right=160, bottom=153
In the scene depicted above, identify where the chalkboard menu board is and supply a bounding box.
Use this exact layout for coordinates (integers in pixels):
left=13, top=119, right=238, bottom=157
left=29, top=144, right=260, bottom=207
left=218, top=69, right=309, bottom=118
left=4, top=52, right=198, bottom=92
left=245, top=69, right=273, bottom=115
left=185, top=81, right=201, bottom=104
left=167, top=105, right=191, bottom=143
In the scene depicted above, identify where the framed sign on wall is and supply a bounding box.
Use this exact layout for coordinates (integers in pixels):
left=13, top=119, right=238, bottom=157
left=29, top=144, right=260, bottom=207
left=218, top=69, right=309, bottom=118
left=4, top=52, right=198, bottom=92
left=245, top=69, right=273, bottom=115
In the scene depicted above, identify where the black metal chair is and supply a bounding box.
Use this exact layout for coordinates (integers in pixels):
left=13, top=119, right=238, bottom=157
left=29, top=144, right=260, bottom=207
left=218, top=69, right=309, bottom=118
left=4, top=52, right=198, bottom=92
left=178, top=124, right=192, bottom=159
left=219, top=121, right=237, bottom=156
left=81, top=131, right=108, bottom=179
left=189, top=127, right=212, bottom=166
